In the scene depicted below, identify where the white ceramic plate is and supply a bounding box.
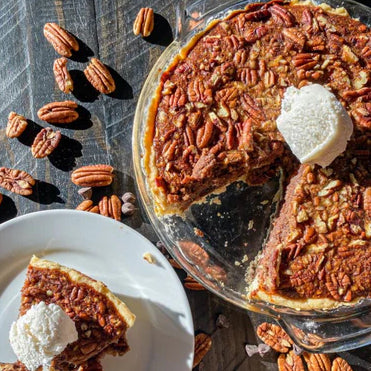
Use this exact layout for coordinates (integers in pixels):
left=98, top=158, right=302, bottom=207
left=0, top=210, right=194, bottom=370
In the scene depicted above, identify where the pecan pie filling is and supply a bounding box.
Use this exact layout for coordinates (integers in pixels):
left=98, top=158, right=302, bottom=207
left=145, top=0, right=371, bottom=308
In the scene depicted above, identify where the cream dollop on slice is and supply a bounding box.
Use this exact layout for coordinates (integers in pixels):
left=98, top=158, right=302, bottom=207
left=9, top=301, right=78, bottom=371
left=277, top=84, right=353, bottom=167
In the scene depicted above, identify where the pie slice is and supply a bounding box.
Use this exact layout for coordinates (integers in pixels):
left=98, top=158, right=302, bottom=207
left=248, top=144, right=371, bottom=310
left=4, top=256, right=135, bottom=370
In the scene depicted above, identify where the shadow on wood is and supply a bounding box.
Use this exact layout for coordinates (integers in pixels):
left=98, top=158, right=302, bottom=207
left=68, top=35, right=94, bottom=63
left=18, top=120, right=44, bottom=147
left=26, top=180, right=64, bottom=205
left=144, top=14, right=174, bottom=47
left=70, top=69, right=100, bottom=103
left=48, top=134, right=83, bottom=171
left=107, top=66, right=133, bottom=100
left=0, top=194, right=17, bottom=224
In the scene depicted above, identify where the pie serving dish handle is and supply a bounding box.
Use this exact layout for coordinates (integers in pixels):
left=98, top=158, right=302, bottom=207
left=132, top=0, right=371, bottom=353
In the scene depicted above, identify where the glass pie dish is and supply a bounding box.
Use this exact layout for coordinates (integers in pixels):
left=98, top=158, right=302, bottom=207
left=133, top=0, right=371, bottom=353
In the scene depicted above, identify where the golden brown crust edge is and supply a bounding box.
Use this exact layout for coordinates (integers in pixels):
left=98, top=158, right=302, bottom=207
left=30, top=256, right=135, bottom=328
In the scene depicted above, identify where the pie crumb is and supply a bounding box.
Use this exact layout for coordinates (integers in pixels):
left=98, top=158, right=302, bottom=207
left=143, top=252, right=156, bottom=264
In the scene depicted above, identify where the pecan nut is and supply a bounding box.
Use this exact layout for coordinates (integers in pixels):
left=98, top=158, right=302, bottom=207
left=43, top=23, right=79, bottom=57
left=31, top=127, right=62, bottom=158
left=184, top=276, right=206, bottom=291
left=76, top=200, right=99, bottom=214
left=278, top=351, right=305, bottom=371
left=84, top=58, right=116, bottom=94
left=0, top=167, right=35, bottom=195
left=331, top=357, right=353, bottom=371
left=6, top=112, right=28, bottom=138
left=37, top=101, right=79, bottom=124
left=76, top=200, right=95, bottom=212
left=0, top=193, right=3, bottom=206
left=71, top=164, right=114, bottom=187
left=133, top=7, right=154, bottom=37
left=193, top=333, right=212, bottom=368
left=53, top=57, right=74, bottom=93
left=269, top=4, right=295, bottom=27
left=303, top=352, right=331, bottom=371
left=98, top=195, right=122, bottom=221
left=179, top=241, right=210, bottom=266
left=256, top=322, right=293, bottom=353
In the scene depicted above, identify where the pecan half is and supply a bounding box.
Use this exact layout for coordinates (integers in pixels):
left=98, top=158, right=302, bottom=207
left=6, top=112, right=28, bottom=138
left=71, top=164, right=114, bottom=187
left=133, top=7, right=154, bottom=37
left=0, top=167, right=35, bottom=195
left=53, top=57, right=73, bottom=93
left=98, top=195, right=122, bottom=221
left=37, top=101, right=78, bottom=124
left=278, top=351, right=305, bottom=371
left=43, top=23, right=79, bottom=57
left=331, top=357, right=353, bottom=371
left=193, top=333, right=212, bottom=368
left=84, top=58, right=116, bottom=94
left=269, top=4, right=295, bottom=27
left=303, top=352, right=331, bottom=371
left=31, top=127, right=62, bottom=158
left=184, top=276, right=206, bottom=291
left=76, top=200, right=99, bottom=213
left=179, top=241, right=210, bottom=266
left=256, top=322, right=293, bottom=353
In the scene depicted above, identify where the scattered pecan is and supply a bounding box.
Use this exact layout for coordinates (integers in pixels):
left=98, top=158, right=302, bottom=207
left=133, top=7, right=154, bottom=37
left=76, top=200, right=99, bottom=213
left=0, top=193, right=3, bottom=206
left=84, top=58, right=116, bottom=94
left=184, top=276, right=206, bottom=291
left=6, top=112, right=28, bottom=138
left=303, top=352, right=331, bottom=371
left=331, top=357, right=353, bottom=371
left=278, top=351, right=305, bottom=371
left=31, top=127, right=62, bottom=158
left=256, top=322, right=293, bottom=353
left=193, top=333, right=212, bottom=368
left=179, top=241, right=210, bottom=266
left=71, top=164, right=114, bottom=187
left=169, top=258, right=183, bottom=270
left=43, top=23, right=79, bottom=57
left=53, top=57, right=73, bottom=93
left=98, top=195, right=122, bottom=221
left=37, top=101, right=78, bottom=124
left=0, top=167, right=35, bottom=196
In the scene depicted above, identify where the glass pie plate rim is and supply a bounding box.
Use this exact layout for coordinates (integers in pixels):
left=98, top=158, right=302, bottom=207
left=132, top=0, right=371, bottom=352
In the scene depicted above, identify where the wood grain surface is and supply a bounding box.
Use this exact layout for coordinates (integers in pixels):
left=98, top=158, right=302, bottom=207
left=0, top=1, right=370, bottom=370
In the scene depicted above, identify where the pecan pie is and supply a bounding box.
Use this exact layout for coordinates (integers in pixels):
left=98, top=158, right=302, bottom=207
left=3, top=256, right=135, bottom=370
left=145, top=0, right=371, bottom=309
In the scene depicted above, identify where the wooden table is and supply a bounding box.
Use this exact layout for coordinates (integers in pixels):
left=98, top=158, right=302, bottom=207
left=0, top=1, right=370, bottom=370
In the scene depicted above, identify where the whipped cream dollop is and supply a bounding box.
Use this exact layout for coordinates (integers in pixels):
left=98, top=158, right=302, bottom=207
left=277, top=84, right=353, bottom=167
left=9, top=301, right=78, bottom=371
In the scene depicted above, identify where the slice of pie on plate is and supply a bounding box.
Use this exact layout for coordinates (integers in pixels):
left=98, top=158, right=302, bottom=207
left=1, top=256, right=135, bottom=370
